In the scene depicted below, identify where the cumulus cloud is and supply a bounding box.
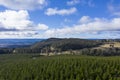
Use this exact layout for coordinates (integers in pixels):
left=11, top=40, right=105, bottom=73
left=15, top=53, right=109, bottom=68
left=0, top=10, right=120, bottom=39
left=37, top=24, right=48, bottom=30
left=0, top=0, right=47, bottom=10
left=0, top=10, right=49, bottom=31
left=79, top=16, right=91, bottom=23
left=0, top=10, right=32, bottom=30
left=0, top=10, right=49, bottom=38
left=42, top=16, right=120, bottom=38
left=45, top=7, right=77, bottom=16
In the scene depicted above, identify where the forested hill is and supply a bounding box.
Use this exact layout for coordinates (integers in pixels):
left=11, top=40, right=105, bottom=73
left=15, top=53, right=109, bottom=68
left=31, top=38, right=101, bottom=51
left=1, top=38, right=120, bottom=56
left=0, top=38, right=100, bottom=54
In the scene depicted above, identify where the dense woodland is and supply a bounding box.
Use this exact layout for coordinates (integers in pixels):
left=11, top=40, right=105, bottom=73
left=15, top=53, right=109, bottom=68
left=0, top=55, right=120, bottom=80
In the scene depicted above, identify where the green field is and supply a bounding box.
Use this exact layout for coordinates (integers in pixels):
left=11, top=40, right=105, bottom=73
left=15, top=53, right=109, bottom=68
left=0, top=54, right=120, bottom=80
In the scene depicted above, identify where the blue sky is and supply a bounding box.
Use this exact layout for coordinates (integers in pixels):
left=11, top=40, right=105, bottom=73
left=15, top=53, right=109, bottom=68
left=0, top=0, right=120, bottom=39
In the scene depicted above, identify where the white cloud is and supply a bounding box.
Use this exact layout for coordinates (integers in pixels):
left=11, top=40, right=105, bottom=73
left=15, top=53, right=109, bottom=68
left=42, top=16, right=120, bottom=38
left=0, top=10, right=49, bottom=38
left=0, top=10, right=49, bottom=31
left=0, top=10, right=120, bottom=39
left=0, top=31, right=37, bottom=38
left=79, top=16, right=91, bottom=23
left=0, top=0, right=47, bottom=10
left=67, top=0, right=80, bottom=6
left=45, top=7, right=77, bottom=16
left=0, top=10, right=32, bottom=30
left=37, top=24, right=48, bottom=30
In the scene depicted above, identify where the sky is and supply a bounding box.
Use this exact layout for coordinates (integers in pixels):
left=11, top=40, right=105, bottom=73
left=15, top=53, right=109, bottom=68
left=0, top=0, right=120, bottom=39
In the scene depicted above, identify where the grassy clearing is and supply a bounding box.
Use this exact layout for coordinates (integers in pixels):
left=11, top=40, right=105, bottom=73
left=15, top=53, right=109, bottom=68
left=100, top=42, right=120, bottom=48
left=92, top=42, right=120, bottom=50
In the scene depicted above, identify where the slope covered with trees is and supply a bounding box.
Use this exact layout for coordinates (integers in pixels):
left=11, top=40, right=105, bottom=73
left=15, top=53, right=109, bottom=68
left=13, top=38, right=101, bottom=54
left=31, top=38, right=101, bottom=50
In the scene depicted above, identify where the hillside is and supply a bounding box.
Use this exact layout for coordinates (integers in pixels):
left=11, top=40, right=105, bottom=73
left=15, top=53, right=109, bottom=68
left=13, top=38, right=101, bottom=54
left=31, top=38, right=101, bottom=50
left=1, top=38, right=120, bottom=56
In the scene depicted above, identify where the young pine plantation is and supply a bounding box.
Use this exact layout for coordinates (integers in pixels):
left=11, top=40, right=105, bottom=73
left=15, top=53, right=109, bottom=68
left=0, top=54, right=120, bottom=80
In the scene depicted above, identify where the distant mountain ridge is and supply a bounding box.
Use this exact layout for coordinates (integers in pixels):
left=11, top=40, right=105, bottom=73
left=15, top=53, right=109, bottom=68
left=0, top=39, right=43, bottom=48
